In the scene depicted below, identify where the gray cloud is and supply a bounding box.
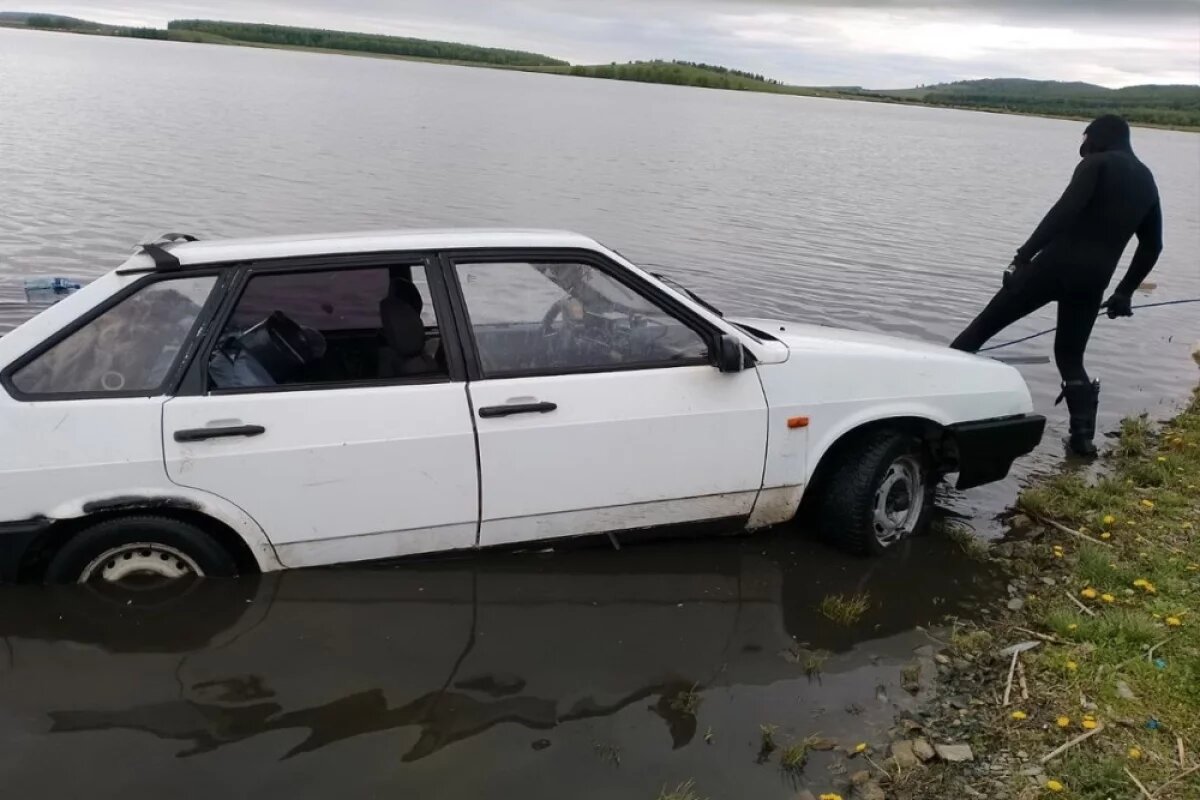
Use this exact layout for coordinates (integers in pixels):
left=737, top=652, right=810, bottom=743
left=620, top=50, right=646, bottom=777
left=17, top=0, right=1200, bottom=87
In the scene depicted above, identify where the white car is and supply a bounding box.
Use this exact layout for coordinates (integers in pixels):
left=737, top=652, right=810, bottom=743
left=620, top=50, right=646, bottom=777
left=0, top=230, right=1044, bottom=585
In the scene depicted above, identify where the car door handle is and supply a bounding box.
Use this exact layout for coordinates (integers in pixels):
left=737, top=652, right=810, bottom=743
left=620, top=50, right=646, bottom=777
left=477, top=402, right=558, bottom=419
left=174, top=425, right=267, bottom=442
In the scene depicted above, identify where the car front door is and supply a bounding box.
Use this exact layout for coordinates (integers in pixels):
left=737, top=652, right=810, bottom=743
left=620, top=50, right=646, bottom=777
left=162, top=256, right=479, bottom=568
left=446, top=252, right=768, bottom=548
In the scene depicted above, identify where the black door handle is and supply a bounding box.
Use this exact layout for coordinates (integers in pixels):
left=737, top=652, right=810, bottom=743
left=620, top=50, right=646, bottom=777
left=174, top=425, right=266, bottom=442
left=478, top=402, right=557, bottom=419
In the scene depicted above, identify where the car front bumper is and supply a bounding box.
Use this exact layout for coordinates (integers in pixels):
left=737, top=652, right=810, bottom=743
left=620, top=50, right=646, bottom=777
left=949, top=414, right=1046, bottom=490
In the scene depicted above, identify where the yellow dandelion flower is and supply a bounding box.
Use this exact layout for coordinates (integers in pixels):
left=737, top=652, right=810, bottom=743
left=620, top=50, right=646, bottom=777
left=1011, top=710, right=1028, bottom=720
left=1133, top=579, right=1149, bottom=587
left=1141, top=499, right=1155, bottom=510
left=1067, top=624, right=1078, bottom=631
left=854, top=742, right=867, bottom=753
left=1157, top=456, right=1167, bottom=462
left=1046, top=779, right=1065, bottom=792
left=1056, top=716, right=1071, bottom=728
left=1082, top=718, right=1098, bottom=730
left=1066, top=661, right=1078, bottom=671
left=1128, top=747, right=1142, bottom=759
left=1081, top=588, right=1098, bottom=599
left=1102, top=514, right=1116, bottom=525
left=820, top=794, right=843, bottom=800
left=1101, top=594, right=1116, bottom=603
left=1166, top=617, right=1182, bottom=627
left=1100, top=532, right=1112, bottom=540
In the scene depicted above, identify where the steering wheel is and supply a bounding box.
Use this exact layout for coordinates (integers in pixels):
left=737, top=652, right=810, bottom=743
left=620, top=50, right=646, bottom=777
left=541, top=296, right=584, bottom=334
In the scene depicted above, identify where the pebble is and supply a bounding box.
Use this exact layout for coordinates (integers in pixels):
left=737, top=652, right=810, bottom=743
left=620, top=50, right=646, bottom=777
left=935, top=653, right=951, bottom=665
left=912, top=738, right=936, bottom=762
left=853, top=781, right=886, bottom=800
left=890, top=740, right=919, bottom=769
left=1007, top=597, right=1025, bottom=611
left=1117, top=680, right=1136, bottom=700
left=1040, top=576, right=1057, bottom=587
left=850, top=769, right=872, bottom=785
left=935, top=743, right=975, bottom=762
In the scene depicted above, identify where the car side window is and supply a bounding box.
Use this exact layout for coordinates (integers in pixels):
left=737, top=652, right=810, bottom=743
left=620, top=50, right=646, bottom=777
left=455, top=261, right=709, bottom=377
left=207, top=264, right=447, bottom=391
left=10, top=276, right=217, bottom=396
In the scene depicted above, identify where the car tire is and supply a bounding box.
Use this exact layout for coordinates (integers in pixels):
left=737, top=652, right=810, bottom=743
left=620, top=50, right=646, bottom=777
left=45, top=515, right=237, bottom=585
left=817, top=430, right=934, bottom=556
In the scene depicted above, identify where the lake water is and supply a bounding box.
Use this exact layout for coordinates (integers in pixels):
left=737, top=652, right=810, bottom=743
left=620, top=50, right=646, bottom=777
left=0, top=27, right=1198, bottom=799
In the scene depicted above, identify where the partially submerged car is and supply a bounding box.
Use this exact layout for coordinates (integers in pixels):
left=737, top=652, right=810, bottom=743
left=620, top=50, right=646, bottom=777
left=0, top=230, right=1044, bottom=585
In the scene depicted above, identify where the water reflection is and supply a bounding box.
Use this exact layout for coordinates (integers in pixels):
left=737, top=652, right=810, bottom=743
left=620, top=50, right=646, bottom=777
left=0, top=531, right=1001, bottom=797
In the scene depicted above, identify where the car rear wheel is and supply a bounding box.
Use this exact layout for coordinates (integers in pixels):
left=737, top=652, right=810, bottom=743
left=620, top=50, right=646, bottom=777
left=817, top=430, right=934, bottom=556
left=45, top=516, right=237, bottom=586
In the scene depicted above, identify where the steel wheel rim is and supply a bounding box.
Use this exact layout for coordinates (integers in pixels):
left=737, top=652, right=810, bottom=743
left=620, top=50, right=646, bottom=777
left=872, top=455, right=925, bottom=546
left=79, top=543, right=203, bottom=585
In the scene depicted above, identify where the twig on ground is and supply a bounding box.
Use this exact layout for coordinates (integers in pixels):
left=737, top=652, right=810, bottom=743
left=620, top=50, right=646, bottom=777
left=1153, top=762, right=1200, bottom=797
left=1012, top=626, right=1069, bottom=645
left=864, top=752, right=894, bottom=781
left=1041, top=722, right=1105, bottom=763
left=1003, top=650, right=1020, bottom=707
left=1147, top=639, right=1172, bottom=662
left=1125, top=766, right=1154, bottom=799
left=1036, top=515, right=1113, bottom=548
left=1016, top=657, right=1030, bottom=701
left=1066, top=590, right=1098, bottom=618
left=1177, top=736, right=1186, bottom=769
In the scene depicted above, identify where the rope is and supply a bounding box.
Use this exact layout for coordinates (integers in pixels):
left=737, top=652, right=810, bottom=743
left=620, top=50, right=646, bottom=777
left=978, top=297, right=1200, bottom=352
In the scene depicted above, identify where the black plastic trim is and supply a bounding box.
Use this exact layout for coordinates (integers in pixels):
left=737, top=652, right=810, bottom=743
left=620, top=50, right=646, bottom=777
left=478, top=401, right=558, bottom=418
left=949, top=413, right=1046, bottom=490
left=0, top=517, right=52, bottom=583
left=174, top=424, right=266, bottom=442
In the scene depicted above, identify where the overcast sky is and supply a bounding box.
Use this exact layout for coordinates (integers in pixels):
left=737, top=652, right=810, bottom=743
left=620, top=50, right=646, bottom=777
left=17, top=0, right=1200, bottom=87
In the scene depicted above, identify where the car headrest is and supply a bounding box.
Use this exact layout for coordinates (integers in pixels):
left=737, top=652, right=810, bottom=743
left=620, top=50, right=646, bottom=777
left=379, top=291, right=425, bottom=358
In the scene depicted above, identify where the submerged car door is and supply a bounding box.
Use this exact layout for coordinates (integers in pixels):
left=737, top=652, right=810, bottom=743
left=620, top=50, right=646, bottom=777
left=447, top=252, right=769, bottom=547
left=162, top=256, right=479, bottom=568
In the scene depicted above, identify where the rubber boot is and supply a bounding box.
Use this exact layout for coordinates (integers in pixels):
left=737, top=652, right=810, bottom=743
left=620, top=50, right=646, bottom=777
left=1057, top=379, right=1100, bottom=458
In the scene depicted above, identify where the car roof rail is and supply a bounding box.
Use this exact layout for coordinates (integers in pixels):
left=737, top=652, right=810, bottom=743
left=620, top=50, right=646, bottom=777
left=137, top=232, right=199, bottom=271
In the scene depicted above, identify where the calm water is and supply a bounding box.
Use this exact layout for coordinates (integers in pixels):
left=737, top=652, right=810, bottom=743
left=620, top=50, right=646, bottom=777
left=0, top=27, right=1198, bottom=798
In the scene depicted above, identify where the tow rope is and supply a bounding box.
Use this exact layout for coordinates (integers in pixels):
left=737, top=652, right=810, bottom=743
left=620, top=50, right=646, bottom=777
left=980, top=297, right=1200, bottom=353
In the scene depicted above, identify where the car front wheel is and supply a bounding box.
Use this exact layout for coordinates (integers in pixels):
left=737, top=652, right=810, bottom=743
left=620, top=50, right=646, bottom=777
left=45, top=516, right=237, bottom=586
left=817, top=430, right=934, bottom=556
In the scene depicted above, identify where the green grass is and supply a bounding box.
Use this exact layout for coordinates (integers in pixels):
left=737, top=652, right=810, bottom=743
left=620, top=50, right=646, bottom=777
left=668, top=683, right=702, bottom=716
left=656, top=781, right=704, bottom=800
left=950, top=388, right=1200, bottom=799
left=819, top=592, right=871, bottom=625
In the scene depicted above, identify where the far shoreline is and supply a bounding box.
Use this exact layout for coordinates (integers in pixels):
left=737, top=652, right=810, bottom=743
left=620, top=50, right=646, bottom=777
left=5, top=22, right=1199, bottom=134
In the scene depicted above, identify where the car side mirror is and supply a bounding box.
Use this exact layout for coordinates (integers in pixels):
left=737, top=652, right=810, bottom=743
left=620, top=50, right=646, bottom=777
left=715, top=334, right=745, bottom=373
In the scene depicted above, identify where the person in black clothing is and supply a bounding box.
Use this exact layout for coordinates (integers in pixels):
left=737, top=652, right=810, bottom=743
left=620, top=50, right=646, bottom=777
left=951, top=114, right=1163, bottom=457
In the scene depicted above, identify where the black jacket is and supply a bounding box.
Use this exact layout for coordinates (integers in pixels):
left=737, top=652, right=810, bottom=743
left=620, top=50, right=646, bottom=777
left=1016, top=115, right=1162, bottom=297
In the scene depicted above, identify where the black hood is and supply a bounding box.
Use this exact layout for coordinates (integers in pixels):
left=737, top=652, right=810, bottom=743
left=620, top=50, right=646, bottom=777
left=1081, top=114, right=1132, bottom=156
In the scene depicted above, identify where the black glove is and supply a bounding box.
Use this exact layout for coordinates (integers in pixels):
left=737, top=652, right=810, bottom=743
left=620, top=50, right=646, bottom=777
left=1002, top=255, right=1032, bottom=291
left=1104, top=293, right=1133, bottom=319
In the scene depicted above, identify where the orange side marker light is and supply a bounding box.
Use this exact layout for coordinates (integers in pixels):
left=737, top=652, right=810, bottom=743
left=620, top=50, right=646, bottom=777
left=787, top=416, right=809, bottom=429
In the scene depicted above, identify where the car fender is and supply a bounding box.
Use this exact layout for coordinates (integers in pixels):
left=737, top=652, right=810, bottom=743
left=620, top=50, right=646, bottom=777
left=804, top=399, right=955, bottom=485
left=42, top=487, right=283, bottom=572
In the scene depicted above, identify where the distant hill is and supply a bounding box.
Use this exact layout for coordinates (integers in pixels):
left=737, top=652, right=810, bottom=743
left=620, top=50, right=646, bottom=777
left=0, top=11, right=100, bottom=28
left=868, top=78, right=1200, bottom=127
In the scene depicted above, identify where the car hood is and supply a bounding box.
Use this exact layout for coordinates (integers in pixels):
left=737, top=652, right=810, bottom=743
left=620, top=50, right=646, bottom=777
left=732, top=317, right=985, bottom=364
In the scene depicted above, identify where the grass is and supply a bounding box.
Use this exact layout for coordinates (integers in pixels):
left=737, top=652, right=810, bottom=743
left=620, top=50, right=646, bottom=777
left=779, top=734, right=821, bottom=774
left=669, top=683, right=702, bottom=716
left=757, top=724, right=779, bottom=762
left=943, top=387, right=1200, bottom=799
left=819, top=592, right=871, bottom=625
left=804, top=649, right=831, bottom=678
left=656, top=781, right=704, bottom=800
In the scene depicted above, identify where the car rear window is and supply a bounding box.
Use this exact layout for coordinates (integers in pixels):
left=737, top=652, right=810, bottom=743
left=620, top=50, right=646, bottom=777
left=9, top=276, right=216, bottom=397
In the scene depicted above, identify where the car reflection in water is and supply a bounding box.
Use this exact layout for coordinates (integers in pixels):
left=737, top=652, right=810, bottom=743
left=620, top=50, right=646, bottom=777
left=0, top=529, right=1003, bottom=799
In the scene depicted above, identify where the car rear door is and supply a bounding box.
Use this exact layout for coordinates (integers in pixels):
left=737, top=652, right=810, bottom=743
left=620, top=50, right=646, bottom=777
left=445, top=250, right=768, bottom=547
left=161, top=254, right=479, bottom=568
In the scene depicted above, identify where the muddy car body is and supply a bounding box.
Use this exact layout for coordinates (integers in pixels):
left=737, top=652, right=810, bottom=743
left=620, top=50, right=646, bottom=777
left=0, top=230, right=1044, bottom=584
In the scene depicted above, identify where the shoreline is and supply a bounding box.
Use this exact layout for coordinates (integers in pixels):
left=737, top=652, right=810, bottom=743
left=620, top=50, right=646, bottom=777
left=5, top=23, right=1198, bottom=134
left=886, top=383, right=1200, bottom=799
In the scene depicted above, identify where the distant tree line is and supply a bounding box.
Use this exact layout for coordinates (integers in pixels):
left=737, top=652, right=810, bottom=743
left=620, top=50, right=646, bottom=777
left=167, top=20, right=567, bottom=66
left=670, top=60, right=783, bottom=86
left=563, top=61, right=785, bottom=91
left=913, top=91, right=1200, bottom=128
left=25, top=14, right=91, bottom=30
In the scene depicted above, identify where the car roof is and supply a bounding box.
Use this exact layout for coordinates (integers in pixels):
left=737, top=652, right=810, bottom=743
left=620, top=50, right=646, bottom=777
left=125, top=228, right=606, bottom=269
